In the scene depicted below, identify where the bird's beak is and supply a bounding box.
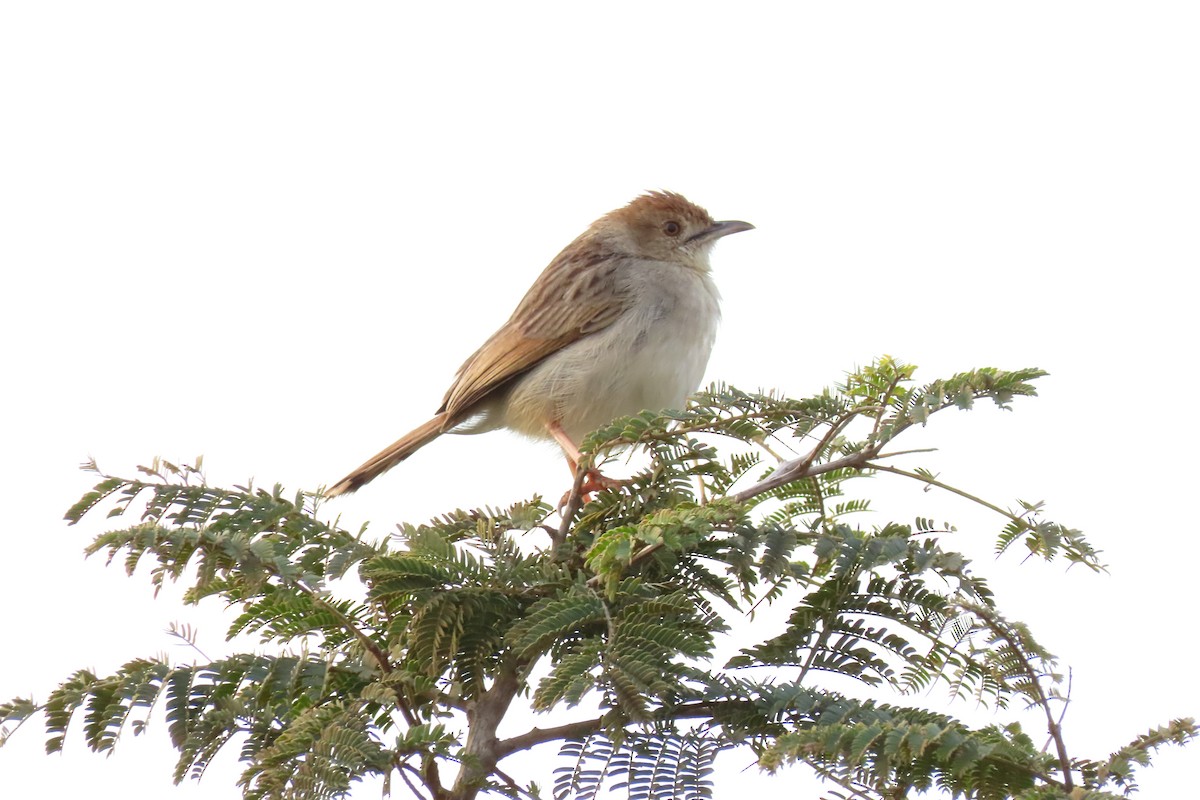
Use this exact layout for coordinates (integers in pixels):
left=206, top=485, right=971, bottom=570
left=688, top=219, right=755, bottom=245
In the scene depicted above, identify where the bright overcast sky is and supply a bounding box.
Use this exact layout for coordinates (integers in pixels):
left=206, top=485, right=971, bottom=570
left=2, top=2, right=1197, bottom=798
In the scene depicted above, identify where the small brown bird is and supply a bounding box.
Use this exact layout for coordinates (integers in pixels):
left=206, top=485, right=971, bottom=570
left=325, top=191, right=752, bottom=497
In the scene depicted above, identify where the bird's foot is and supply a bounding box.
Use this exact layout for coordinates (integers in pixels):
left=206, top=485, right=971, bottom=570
left=558, top=469, right=629, bottom=512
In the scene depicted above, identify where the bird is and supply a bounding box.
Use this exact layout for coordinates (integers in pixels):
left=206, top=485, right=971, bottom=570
left=325, top=191, right=752, bottom=497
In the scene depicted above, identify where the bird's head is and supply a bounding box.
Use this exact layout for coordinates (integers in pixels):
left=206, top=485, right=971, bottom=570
left=598, top=191, right=753, bottom=271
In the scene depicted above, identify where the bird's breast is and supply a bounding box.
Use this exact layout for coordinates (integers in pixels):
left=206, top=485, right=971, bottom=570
left=501, top=263, right=721, bottom=443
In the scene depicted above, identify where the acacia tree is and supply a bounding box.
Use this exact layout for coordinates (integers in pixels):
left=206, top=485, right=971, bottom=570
left=1, top=358, right=1193, bottom=799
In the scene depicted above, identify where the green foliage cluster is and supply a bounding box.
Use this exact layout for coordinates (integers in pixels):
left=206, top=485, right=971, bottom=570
left=1, top=358, right=1192, bottom=800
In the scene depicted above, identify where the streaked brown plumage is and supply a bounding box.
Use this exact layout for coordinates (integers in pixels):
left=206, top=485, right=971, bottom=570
left=326, top=191, right=752, bottom=497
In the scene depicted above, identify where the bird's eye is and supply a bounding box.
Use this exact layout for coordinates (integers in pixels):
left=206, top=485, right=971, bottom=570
left=663, top=220, right=682, bottom=237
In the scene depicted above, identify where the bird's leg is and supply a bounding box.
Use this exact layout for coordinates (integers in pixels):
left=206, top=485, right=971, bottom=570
left=547, top=421, right=626, bottom=505
left=546, top=420, right=586, bottom=471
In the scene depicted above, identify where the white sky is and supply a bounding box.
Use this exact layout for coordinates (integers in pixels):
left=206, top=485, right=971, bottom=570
left=2, top=2, right=1197, bottom=797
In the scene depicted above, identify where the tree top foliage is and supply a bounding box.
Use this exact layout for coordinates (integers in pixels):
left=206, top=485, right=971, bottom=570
left=1, top=357, right=1192, bottom=800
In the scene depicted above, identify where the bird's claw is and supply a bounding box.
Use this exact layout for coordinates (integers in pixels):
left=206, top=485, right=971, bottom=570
left=557, top=470, right=628, bottom=513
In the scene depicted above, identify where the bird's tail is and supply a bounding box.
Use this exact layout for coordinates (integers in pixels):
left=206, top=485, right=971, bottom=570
left=324, top=414, right=447, bottom=497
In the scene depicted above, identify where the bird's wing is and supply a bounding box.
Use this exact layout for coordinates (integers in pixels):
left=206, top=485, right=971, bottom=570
left=438, top=239, right=631, bottom=421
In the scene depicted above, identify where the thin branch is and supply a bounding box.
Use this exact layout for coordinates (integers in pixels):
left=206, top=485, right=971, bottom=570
left=725, top=408, right=873, bottom=506
left=555, top=457, right=590, bottom=550
left=796, top=620, right=833, bottom=686
left=0, top=709, right=37, bottom=746
left=747, top=576, right=788, bottom=615
left=536, top=524, right=559, bottom=546
left=866, top=464, right=1030, bottom=528
left=494, top=700, right=742, bottom=760
left=288, top=581, right=421, bottom=728
left=165, top=622, right=211, bottom=662
left=752, top=434, right=790, bottom=463
left=968, top=603, right=1073, bottom=792
left=873, top=447, right=938, bottom=459
left=292, top=582, right=392, bottom=673
left=730, top=444, right=882, bottom=504
left=1057, top=668, right=1073, bottom=729
left=826, top=773, right=882, bottom=800
left=397, top=762, right=431, bottom=800
left=869, top=373, right=906, bottom=445
left=492, top=765, right=540, bottom=800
